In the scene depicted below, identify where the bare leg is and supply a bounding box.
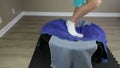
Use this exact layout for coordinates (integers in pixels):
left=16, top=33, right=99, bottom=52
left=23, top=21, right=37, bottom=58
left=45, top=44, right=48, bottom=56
left=70, top=0, right=102, bottom=23
left=66, top=0, right=101, bottom=38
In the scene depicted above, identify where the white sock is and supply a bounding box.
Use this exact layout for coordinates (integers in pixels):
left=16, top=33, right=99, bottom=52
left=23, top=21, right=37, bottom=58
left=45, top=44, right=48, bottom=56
left=66, top=20, right=84, bottom=38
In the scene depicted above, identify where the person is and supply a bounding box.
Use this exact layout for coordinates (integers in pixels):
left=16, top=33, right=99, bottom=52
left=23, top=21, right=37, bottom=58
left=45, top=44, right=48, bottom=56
left=66, top=0, right=101, bottom=38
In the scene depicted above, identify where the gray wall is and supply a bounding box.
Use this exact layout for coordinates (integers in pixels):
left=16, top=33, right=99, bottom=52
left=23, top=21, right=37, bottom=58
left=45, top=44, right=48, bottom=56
left=0, top=0, right=22, bottom=29
left=22, top=0, right=120, bottom=12
left=0, top=0, right=120, bottom=30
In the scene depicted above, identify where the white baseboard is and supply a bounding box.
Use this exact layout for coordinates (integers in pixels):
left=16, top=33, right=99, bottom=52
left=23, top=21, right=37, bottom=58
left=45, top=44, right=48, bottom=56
left=0, top=12, right=24, bottom=38
left=23, top=12, right=73, bottom=16
left=23, top=11, right=120, bottom=17
left=0, top=11, right=120, bottom=38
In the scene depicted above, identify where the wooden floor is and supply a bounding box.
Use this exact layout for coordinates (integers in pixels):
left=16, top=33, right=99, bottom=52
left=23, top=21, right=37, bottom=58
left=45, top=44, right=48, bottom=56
left=0, top=16, right=119, bottom=68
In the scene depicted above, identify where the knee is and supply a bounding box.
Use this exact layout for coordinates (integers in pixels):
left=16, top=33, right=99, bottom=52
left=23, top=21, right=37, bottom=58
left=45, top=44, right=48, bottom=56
left=93, top=0, right=102, bottom=7
left=87, top=0, right=102, bottom=7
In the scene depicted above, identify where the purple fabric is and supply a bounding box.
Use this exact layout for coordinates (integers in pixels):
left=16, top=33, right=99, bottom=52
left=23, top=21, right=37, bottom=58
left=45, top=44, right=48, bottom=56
left=40, top=19, right=107, bottom=45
